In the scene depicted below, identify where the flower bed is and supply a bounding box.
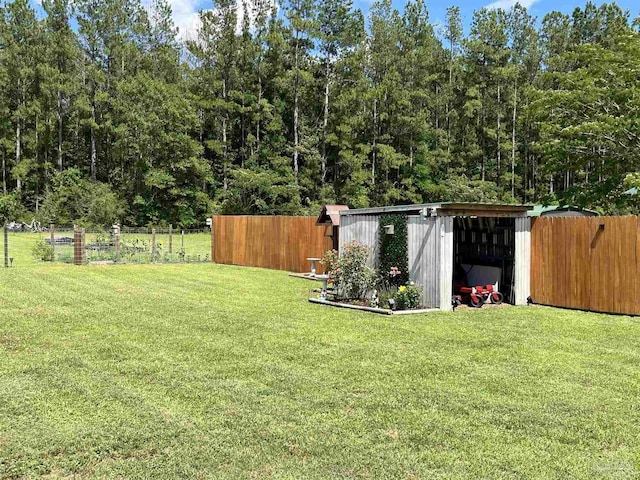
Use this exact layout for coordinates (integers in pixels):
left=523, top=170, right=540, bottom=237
left=313, top=241, right=427, bottom=313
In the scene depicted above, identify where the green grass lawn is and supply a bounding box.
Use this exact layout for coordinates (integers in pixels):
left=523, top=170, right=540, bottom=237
left=1, top=259, right=639, bottom=478
left=3, top=231, right=211, bottom=267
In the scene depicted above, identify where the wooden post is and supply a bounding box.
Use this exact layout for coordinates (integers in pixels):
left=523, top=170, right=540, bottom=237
left=169, top=224, right=173, bottom=254
left=3, top=223, right=8, bottom=268
left=114, top=225, right=121, bottom=263
left=74, top=227, right=86, bottom=265
left=151, top=228, right=156, bottom=262
left=50, top=223, right=55, bottom=260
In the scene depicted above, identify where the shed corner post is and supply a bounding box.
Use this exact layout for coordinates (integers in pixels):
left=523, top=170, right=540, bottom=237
left=439, top=216, right=454, bottom=311
left=210, top=215, right=215, bottom=263
left=514, top=216, right=532, bottom=306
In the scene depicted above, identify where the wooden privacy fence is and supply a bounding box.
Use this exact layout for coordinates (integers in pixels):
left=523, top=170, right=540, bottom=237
left=531, top=216, right=640, bottom=316
left=212, top=216, right=334, bottom=273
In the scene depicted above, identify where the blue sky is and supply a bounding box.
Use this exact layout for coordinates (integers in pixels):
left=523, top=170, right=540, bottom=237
left=31, top=0, right=639, bottom=41
left=403, top=0, right=640, bottom=32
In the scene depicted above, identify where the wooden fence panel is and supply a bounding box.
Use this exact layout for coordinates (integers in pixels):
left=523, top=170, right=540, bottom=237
left=531, top=216, right=639, bottom=316
left=212, top=216, right=334, bottom=273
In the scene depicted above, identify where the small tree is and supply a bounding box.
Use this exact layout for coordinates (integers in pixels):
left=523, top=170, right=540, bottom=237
left=38, top=169, right=126, bottom=227
left=0, top=193, right=21, bottom=224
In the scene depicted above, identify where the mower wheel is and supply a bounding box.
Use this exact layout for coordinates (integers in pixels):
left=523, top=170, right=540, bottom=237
left=469, top=295, right=484, bottom=308
left=490, top=292, right=504, bottom=305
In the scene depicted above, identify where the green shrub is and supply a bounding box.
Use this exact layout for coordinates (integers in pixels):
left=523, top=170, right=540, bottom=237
left=320, top=249, right=339, bottom=275
left=324, top=241, right=375, bottom=300
left=31, top=239, right=54, bottom=262
left=372, top=283, right=398, bottom=309
left=38, top=169, right=126, bottom=227
left=392, top=283, right=423, bottom=310
left=0, top=193, right=24, bottom=223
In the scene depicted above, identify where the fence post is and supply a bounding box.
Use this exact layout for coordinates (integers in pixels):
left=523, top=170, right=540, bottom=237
left=3, top=223, right=7, bottom=268
left=169, top=224, right=173, bottom=254
left=114, top=225, right=121, bottom=263
left=151, top=228, right=156, bottom=262
left=73, top=227, right=85, bottom=265
left=50, top=223, right=55, bottom=260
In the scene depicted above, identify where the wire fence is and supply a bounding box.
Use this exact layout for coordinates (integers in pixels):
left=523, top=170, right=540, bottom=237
left=2, top=224, right=212, bottom=268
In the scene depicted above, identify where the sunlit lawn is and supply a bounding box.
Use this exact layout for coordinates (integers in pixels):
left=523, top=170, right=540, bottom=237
left=0, top=241, right=639, bottom=478
left=3, top=230, right=211, bottom=266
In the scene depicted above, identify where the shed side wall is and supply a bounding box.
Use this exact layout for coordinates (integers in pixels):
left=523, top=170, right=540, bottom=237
left=339, top=215, right=380, bottom=268
left=439, top=217, right=454, bottom=311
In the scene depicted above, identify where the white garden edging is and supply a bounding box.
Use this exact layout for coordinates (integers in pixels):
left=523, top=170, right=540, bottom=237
left=308, top=298, right=438, bottom=315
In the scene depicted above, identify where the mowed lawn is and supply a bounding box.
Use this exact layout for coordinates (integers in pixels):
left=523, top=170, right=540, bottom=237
left=1, top=261, right=639, bottom=478
left=3, top=231, right=212, bottom=267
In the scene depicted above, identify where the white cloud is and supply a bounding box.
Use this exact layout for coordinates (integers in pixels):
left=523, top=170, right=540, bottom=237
left=170, top=0, right=203, bottom=42
left=142, top=0, right=203, bottom=42
left=144, top=0, right=272, bottom=43
left=484, top=0, right=540, bottom=10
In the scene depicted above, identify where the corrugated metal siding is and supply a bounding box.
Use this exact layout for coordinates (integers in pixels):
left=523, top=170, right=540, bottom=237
left=407, top=216, right=441, bottom=308
left=514, top=217, right=531, bottom=305
left=339, top=214, right=379, bottom=267
left=439, top=216, right=454, bottom=311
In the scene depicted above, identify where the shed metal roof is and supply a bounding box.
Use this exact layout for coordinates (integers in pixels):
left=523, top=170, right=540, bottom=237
left=340, top=202, right=533, bottom=217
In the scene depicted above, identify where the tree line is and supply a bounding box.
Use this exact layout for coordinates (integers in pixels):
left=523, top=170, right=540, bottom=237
left=0, top=0, right=638, bottom=227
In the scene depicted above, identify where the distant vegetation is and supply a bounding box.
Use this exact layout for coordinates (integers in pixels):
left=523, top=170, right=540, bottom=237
left=0, top=0, right=639, bottom=226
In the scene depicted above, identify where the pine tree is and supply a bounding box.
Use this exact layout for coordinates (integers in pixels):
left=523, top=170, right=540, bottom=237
left=316, top=0, right=361, bottom=183
left=285, top=0, right=316, bottom=178
left=443, top=7, right=462, bottom=159
left=507, top=4, right=538, bottom=199
left=42, top=0, right=79, bottom=174
left=0, top=0, right=40, bottom=193
left=465, top=8, right=510, bottom=188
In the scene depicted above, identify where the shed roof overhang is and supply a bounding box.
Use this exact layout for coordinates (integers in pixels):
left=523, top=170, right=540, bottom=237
left=317, top=205, right=350, bottom=226
left=340, top=202, right=533, bottom=218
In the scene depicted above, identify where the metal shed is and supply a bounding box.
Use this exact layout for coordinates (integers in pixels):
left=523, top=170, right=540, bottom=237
left=339, top=203, right=532, bottom=311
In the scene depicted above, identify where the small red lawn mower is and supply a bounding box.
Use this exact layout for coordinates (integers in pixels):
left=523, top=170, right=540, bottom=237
left=453, top=284, right=503, bottom=309
left=452, top=264, right=504, bottom=309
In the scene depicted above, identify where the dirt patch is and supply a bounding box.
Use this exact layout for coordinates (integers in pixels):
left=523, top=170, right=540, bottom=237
left=0, top=335, right=21, bottom=352
left=380, top=429, right=400, bottom=441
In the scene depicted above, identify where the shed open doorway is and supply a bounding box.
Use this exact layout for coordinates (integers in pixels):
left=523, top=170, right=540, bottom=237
left=452, top=216, right=517, bottom=305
